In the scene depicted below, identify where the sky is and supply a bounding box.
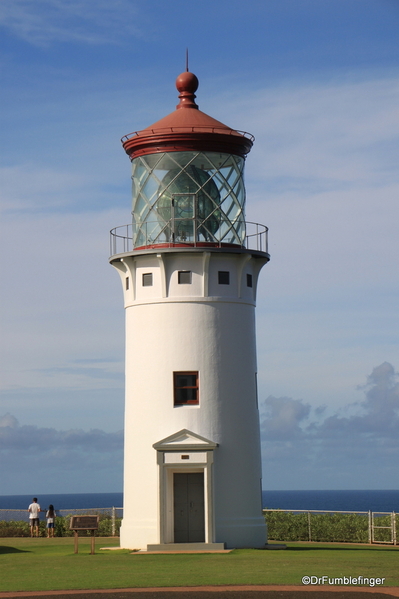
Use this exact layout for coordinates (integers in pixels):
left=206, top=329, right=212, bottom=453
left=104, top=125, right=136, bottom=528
left=1, top=0, right=399, bottom=494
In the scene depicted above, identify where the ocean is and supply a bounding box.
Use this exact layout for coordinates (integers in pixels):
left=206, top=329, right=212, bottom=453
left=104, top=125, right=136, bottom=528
left=262, top=489, right=399, bottom=512
left=0, top=493, right=123, bottom=511
left=1, top=490, right=399, bottom=513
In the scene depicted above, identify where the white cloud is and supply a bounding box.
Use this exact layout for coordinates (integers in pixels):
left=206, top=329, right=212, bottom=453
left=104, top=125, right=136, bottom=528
left=261, top=396, right=311, bottom=441
left=224, top=75, right=399, bottom=191
left=0, top=164, right=89, bottom=212
left=260, top=362, right=399, bottom=489
left=1, top=209, right=125, bottom=378
left=0, top=415, right=123, bottom=452
left=0, top=414, right=123, bottom=493
left=2, top=362, right=397, bottom=493
left=0, top=0, right=144, bottom=46
left=0, top=413, right=18, bottom=428
left=226, top=74, right=399, bottom=410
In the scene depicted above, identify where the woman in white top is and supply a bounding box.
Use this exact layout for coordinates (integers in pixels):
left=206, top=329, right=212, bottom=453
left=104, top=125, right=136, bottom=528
left=46, top=504, right=56, bottom=538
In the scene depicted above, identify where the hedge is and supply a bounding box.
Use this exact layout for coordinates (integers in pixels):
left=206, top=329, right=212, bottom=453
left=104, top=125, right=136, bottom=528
left=265, top=510, right=398, bottom=543
left=0, top=514, right=121, bottom=538
left=1, top=511, right=396, bottom=543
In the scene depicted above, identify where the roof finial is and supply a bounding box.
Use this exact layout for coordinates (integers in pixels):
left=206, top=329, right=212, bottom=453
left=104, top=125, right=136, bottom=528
left=176, top=66, right=199, bottom=110
left=185, top=48, right=189, bottom=72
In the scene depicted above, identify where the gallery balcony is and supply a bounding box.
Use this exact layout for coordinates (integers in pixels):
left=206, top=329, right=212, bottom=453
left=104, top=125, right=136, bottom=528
left=110, top=219, right=269, bottom=259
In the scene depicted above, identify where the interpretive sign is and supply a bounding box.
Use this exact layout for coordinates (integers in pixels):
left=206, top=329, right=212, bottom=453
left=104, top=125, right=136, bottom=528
left=70, top=515, right=99, bottom=530
left=70, top=515, right=99, bottom=554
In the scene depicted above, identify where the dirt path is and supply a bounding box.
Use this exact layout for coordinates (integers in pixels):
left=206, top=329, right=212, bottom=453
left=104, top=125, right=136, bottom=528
left=1, top=586, right=399, bottom=599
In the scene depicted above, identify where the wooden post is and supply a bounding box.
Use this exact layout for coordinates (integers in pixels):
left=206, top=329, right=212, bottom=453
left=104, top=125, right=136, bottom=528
left=74, top=530, right=79, bottom=554
left=368, top=511, right=372, bottom=544
left=91, top=530, right=95, bottom=555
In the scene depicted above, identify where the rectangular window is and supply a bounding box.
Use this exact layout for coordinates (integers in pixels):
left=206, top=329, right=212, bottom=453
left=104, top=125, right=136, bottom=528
left=178, top=270, right=192, bottom=284
left=218, top=271, right=230, bottom=285
left=246, top=273, right=253, bottom=287
left=174, top=371, right=199, bottom=405
left=142, top=273, right=153, bottom=286
left=125, top=277, right=130, bottom=290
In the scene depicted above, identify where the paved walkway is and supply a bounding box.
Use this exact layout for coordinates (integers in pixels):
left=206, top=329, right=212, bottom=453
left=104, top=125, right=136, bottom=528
left=1, top=587, right=399, bottom=599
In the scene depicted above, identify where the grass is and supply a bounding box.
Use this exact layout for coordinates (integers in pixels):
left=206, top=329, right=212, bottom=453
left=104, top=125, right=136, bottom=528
left=0, top=538, right=398, bottom=592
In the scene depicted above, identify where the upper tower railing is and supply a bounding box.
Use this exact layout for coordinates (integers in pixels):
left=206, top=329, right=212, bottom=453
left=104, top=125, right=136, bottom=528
left=110, top=220, right=268, bottom=258
left=122, top=127, right=254, bottom=144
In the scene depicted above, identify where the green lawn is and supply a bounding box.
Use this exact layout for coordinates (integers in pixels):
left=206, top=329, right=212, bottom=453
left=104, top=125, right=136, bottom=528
left=0, top=538, right=398, bottom=592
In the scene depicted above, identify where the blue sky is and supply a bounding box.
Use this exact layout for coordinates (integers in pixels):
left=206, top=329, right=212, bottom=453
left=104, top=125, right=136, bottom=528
left=1, top=0, right=399, bottom=494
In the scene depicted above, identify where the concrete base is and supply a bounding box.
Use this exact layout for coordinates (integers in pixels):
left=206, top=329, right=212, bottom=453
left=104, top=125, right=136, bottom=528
left=147, top=542, right=225, bottom=552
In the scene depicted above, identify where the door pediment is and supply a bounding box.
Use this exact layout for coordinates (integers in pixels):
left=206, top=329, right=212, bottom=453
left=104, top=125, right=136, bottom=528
left=153, top=429, right=218, bottom=451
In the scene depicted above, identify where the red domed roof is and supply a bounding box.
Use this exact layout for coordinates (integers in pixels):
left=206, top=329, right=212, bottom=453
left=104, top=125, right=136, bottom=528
left=122, top=71, right=254, bottom=159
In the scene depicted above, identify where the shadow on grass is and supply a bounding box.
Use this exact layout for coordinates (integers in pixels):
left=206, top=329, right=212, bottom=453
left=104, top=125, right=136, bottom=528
left=0, top=545, right=31, bottom=554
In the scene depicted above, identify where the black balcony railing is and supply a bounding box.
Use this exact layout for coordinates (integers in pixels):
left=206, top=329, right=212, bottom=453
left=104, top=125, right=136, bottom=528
left=110, top=220, right=268, bottom=257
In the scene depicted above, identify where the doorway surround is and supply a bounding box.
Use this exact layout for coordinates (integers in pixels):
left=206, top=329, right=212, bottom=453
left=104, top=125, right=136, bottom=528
left=149, top=429, right=225, bottom=551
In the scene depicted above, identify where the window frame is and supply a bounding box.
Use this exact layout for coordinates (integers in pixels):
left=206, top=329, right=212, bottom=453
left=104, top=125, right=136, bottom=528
left=173, top=371, right=199, bottom=406
left=178, top=270, right=192, bottom=285
left=218, top=271, right=230, bottom=285
left=142, top=272, right=153, bottom=287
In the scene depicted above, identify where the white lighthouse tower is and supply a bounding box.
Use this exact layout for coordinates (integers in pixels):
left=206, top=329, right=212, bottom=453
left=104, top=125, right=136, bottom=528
left=110, top=70, right=270, bottom=550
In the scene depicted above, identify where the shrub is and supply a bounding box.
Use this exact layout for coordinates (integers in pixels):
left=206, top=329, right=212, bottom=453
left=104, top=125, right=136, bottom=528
left=0, top=513, right=122, bottom=538
left=0, top=520, right=47, bottom=537
left=265, top=510, right=398, bottom=544
left=0, top=520, right=30, bottom=537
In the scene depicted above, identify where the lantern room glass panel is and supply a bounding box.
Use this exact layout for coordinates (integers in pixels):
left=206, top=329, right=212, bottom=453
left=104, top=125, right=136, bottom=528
left=130, top=151, right=247, bottom=248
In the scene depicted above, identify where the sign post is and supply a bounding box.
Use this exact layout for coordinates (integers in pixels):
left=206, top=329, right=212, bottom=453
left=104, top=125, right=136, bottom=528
left=70, top=515, right=99, bottom=555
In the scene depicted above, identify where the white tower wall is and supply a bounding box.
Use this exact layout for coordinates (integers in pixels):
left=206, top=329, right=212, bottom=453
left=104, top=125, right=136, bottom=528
left=112, top=249, right=267, bottom=549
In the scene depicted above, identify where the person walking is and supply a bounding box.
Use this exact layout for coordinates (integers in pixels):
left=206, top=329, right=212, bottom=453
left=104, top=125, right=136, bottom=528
left=28, top=497, right=41, bottom=537
left=46, top=504, right=56, bottom=538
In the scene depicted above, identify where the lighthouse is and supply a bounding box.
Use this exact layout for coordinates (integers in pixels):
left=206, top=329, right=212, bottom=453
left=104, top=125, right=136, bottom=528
left=110, top=70, right=270, bottom=550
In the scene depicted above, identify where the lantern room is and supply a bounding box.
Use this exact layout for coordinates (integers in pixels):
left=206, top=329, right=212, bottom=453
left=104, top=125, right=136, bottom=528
left=120, top=71, right=255, bottom=250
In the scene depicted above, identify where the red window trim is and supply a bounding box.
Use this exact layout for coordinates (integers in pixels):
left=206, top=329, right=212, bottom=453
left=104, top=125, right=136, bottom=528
left=173, top=371, right=199, bottom=406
